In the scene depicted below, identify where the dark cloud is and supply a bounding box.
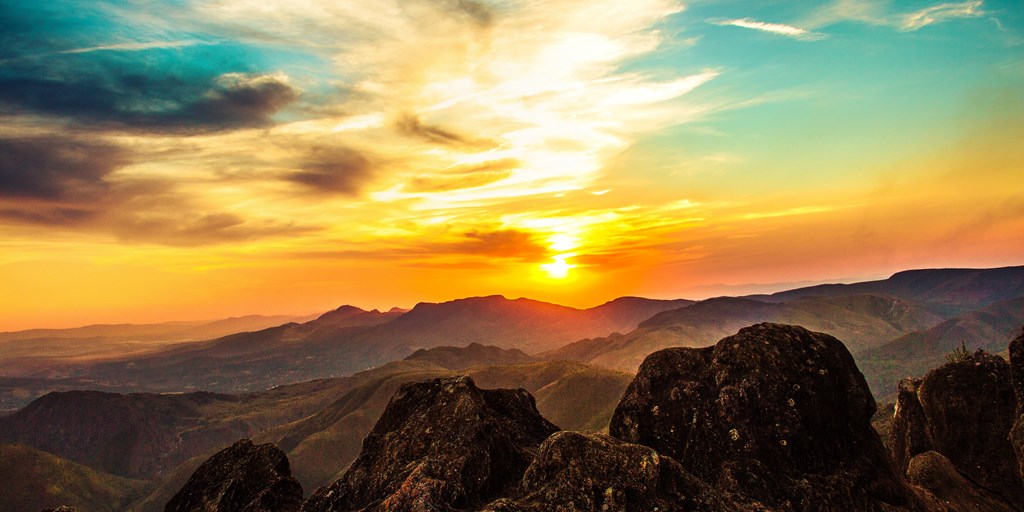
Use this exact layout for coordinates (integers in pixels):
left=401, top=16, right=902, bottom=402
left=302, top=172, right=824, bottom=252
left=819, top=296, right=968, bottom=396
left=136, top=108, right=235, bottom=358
left=446, top=0, right=493, bottom=27
left=287, top=146, right=376, bottom=195
left=0, top=135, right=128, bottom=200
left=0, top=3, right=297, bottom=132
left=453, top=229, right=547, bottom=260
left=109, top=212, right=317, bottom=247
left=396, top=113, right=469, bottom=145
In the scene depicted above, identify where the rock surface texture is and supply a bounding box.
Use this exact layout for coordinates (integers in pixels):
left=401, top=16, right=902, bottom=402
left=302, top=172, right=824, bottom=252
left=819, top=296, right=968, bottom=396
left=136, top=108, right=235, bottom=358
left=164, top=439, right=303, bottom=512
left=889, top=378, right=933, bottom=475
left=480, top=431, right=754, bottom=512
left=905, top=350, right=1024, bottom=508
left=609, top=323, right=915, bottom=511
left=905, top=451, right=1016, bottom=512
left=1010, top=329, right=1024, bottom=483
left=301, top=376, right=558, bottom=512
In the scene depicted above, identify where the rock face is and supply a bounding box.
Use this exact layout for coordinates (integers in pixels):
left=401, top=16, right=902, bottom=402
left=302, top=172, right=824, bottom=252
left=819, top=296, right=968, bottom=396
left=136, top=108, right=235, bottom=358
left=1010, top=328, right=1024, bottom=482
left=889, top=378, right=933, bottom=474
left=480, top=431, right=748, bottom=512
left=165, top=439, right=303, bottom=512
left=610, top=323, right=914, bottom=511
left=301, top=376, right=558, bottom=512
left=905, top=451, right=1016, bottom=512
left=914, top=350, right=1023, bottom=507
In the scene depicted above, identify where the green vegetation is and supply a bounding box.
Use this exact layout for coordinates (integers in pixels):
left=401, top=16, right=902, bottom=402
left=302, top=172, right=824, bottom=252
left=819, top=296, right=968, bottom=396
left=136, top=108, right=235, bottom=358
left=945, top=340, right=972, bottom=364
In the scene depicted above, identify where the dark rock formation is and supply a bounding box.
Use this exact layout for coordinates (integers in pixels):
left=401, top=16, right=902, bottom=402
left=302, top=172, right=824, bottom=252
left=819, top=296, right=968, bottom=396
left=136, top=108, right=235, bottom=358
left=40, top=507, right=80, bottom=512
left=165, top=439, right=303, bottom=512
left=915, top=350, right=1023, bottom=507
left=480, top=431, right=753, bottom=512
left=889, top=378, right=933, bottom=474
left=905, top=451, right=1016, bottom=512
left=610, top=323, right=915, bottom=511
left=1010, top=328, right=1024, bottom=482
left=301, top=376, right=558, bottom=512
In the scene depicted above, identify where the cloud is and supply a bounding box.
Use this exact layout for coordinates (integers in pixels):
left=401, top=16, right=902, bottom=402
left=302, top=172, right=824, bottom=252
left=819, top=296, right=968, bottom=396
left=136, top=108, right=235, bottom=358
left=901, top=1, right=984, bottom=31
left=0, top=135, right=128, bottom=200
left=452, top=229, right=548, bottom=259
left=711, top=18, right=828, bottom=41
left=801, top=0, right=987, bottom=31
left=58, top=40, right=205, bottom=55
left=109, top=212, right=316, bottom=247
left=405, top=158, right=519, bottom=193
left=395, top=113, right=472, bottom=146
left=286, top=146, right=376, bottom=195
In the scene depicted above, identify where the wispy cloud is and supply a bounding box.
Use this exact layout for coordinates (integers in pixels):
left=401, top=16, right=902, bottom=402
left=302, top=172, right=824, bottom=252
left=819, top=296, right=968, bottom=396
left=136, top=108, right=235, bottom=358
left=711, top=18, right=828, bottom=41
left=802, top=0, right=988, bottom=31
left=58, top=40, right=205, bottom=54
left=900, top=1, right=984, bottom=31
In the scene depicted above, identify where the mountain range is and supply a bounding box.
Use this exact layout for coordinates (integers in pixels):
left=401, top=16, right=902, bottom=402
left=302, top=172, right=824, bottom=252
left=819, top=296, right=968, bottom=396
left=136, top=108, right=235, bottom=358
left=1, top=265, right=1023, bottom=511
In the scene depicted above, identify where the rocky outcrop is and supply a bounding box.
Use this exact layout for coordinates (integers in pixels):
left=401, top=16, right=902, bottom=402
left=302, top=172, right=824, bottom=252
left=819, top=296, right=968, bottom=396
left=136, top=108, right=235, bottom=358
left=609, top=323, right=915, bottom=511
left=480, top=431, right=751, bottom=512
left=889, top=378, right=933, bottom=474
left=40, top=507, right=80, bottom=512
left=905, top=451, right=1016, bottom=512
left=914, top=350, right=1023, bottom=507
left=165, top=439, right=303, bottom=512
left=1010, top=328, right=1024, bottom=482
left=301, top=376, right=558, bottom=512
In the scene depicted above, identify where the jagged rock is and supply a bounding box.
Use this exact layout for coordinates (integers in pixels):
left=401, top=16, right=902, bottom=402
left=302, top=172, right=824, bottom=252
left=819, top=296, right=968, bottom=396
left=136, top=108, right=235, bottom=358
left=1009, top=328, right=1024, bottom=481
left=889, top=378, right=933, bottom=474
left=905, top=451, right=1016, bottom=512
left=301, top=376, right=558, bottom=512
left=165, top=439, right=303, bottom=512
left=610, top=323, right=915, bottom=511
left=479, top=431, right=755, bottom=512
left=915, top=350, right=1023, bottom=507
left=40, top=507, right=80, bottom=512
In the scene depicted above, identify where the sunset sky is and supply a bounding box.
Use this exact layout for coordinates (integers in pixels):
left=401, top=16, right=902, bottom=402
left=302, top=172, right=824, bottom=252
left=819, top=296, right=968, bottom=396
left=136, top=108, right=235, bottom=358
left=1, top=0, right=1022, bottom=330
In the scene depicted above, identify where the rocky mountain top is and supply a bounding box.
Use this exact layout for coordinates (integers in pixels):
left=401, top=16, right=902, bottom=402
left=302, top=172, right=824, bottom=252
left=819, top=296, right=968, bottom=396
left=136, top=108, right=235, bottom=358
left=301, top=376, right=558, bottom=512
left=166, top=322, right=1024, bottom=511
left=165, top=439, right=303, bottom=512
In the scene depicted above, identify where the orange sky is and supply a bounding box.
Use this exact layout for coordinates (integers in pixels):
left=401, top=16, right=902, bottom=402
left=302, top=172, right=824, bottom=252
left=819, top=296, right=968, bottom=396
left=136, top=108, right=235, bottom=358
left=1, top=0, right=1022, bottom=330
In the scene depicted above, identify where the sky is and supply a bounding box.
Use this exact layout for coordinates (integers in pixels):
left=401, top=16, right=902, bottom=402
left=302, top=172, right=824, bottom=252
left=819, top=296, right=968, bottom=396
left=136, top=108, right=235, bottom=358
left=1, top=0, right=1022, bottom=330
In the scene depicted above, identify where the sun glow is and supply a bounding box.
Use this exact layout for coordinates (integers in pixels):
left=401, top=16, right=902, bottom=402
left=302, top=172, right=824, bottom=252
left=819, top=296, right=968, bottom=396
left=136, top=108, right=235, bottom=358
left=540, top=255, right=576, bottom=279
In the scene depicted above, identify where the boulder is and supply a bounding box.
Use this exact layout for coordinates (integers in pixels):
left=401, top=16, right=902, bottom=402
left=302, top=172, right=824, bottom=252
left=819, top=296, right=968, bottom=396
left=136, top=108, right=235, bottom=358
left=610, top=323, right=915, bottom=511
left=301, top=376, right=558, bottom=512
left=905, top=451, right=1015, bottom=512
left=481, top=431, right=754, bottom=512
left=916, top=350, right=1023, bottom=506
left=1009, top=328, right=1024, bottom=481
left=165, top=439, right=303, bottom=512
left=889, top=378, right=933, bottom=474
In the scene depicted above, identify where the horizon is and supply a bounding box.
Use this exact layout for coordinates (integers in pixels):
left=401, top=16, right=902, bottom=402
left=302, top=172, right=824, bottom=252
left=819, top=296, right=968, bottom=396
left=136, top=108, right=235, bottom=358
left=2, top=0, right=1023, bottom=331
left=5, top=263, right=1021, bottom=332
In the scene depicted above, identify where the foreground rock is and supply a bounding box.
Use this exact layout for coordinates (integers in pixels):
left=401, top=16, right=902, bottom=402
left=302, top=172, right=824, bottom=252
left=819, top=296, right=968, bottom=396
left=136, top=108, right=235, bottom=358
left=905, top=451, right=1016, bottom=512
left=481, top=431, right=752, bottom=512
left=301, top=376, right=558, bottom=512
left=1010, top=329, right=1024, bottom=481
left=889, top=378, right=933, bottom=474
left=610, top=323, right=915, bottom=511
left=911, top=350, right=1023, bottom=507
left=165, top=439, right=303, bottom=512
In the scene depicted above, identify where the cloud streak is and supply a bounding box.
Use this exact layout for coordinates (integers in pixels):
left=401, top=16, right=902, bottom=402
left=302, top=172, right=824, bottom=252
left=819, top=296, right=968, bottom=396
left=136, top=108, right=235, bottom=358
left=901, top=1, right=984, bottom=31
left=711, top=18, right=828, bottom=41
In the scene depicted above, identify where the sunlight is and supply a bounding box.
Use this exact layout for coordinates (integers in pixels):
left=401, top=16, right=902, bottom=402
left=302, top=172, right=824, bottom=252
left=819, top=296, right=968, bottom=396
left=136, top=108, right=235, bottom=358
left=540, top=256, right=575, bottom=279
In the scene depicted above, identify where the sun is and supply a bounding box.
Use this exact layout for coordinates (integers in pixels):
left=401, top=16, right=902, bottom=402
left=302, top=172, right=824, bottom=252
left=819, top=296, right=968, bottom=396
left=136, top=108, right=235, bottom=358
left=540, top=256, right=575, bottom=279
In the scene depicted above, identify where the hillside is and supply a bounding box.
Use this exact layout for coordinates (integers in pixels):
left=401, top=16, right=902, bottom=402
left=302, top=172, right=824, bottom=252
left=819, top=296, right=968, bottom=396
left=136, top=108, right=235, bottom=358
left=858, top=297, right=1024, bottom=397
left=43, top=296, right=687, bottom=396
left=0, top=443, right=151, bottom=512
left=544, top=294, right=943, bottom=373
left=254, top=358, right=633, bottom=490
left=404, top=342, right=537, bottom=369
left=762, top=266, right=1024, bottom=316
